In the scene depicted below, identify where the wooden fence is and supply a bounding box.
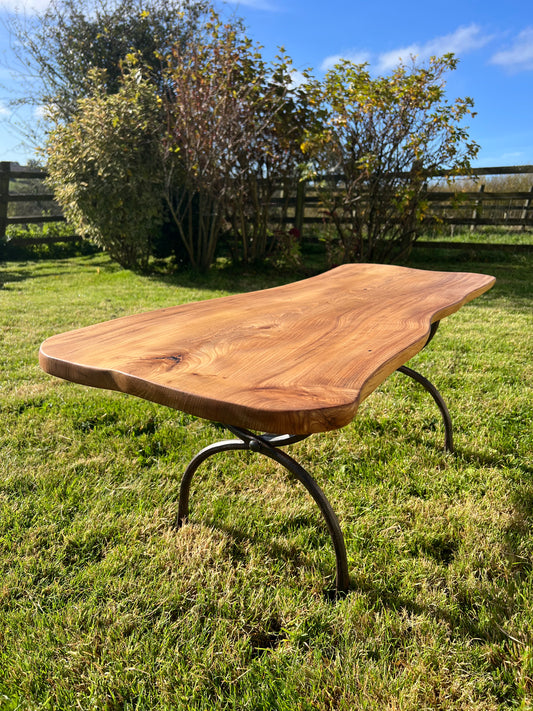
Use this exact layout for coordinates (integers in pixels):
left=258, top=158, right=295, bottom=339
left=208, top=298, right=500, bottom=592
left=285, top=165, right=533, bottom=234
left=1, top=161, right=532, bottom=246
left=419, top=165, right=533, bottom=231
left=0, top=161, right=70, bottom=245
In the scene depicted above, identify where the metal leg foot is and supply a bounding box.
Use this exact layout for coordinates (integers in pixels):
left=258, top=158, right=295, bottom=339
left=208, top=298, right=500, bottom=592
left=176, top=426, right=350, bottom=594
left=397, top=365, right=454, bottom=453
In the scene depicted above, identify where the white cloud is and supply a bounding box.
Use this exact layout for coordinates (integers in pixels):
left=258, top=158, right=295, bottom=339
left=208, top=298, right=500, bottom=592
left=0, top=101, right=10, bottom=116
left=288, top=69, right=307, bottom=88
left=0, top=0, right=50, bottom=10
left=319, top=24, right=491, bottom=75
left=321, top=51, right=371, bottom=72
left=490, top=27, right=533, bottom=72
left=377, top=24, right=491, bottom=71
left=501, top=151, right=525, bottom=160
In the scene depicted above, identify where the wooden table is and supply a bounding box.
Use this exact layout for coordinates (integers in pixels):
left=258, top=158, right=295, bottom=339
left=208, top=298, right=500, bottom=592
left=40, top=263, right=495, bottom=592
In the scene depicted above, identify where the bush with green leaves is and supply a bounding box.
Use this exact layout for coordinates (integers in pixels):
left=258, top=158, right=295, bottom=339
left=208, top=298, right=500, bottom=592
left=46, top=64, right=163, bottom=271
left=7, top=0, right=209, bottom=124
left=18, top=0, right=482, bottom=271
left=303, top=54, right=479, bottom=263
left=6, top=0, right=211, bottom=271
left=21, top=2, right=313, bottom=272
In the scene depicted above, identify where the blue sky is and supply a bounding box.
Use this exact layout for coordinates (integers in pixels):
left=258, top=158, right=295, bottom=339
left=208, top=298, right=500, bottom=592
left=0, top=0, right=532, bottom=166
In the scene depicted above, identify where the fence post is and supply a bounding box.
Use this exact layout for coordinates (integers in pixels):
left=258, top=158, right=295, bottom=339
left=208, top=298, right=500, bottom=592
left=0, top=161, right=10, bottom=241
left=521, top=185, right=533, bottom=232
left=470, top=183, right=484, bottom=233
left=294, top=179, right=306, bottom=239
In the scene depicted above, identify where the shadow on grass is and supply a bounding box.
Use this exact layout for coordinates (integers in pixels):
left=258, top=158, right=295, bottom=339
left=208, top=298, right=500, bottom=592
left=409, top=247, right=532, bottom=303
left=395, top=426, right=533, bottom=472
left=0, top=253, right=122, bottom=288
left=456, top=446, right=533, bottom=474
left=145, top=261, right=317, bottom=298
left=203, top=518, right=315, bottom=571
left=3, top=241, right=531, bottom=304
left=111, top=244, right=533, bottom=303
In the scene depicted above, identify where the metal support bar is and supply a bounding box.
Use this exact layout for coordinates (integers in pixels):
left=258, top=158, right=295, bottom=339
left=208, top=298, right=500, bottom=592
left=396, top=365, right=454, bottom=453
left=176, top=426, right=350, bottom=594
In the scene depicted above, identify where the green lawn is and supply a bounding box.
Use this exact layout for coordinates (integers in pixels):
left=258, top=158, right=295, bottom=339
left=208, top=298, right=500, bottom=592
left=419, top=226, right=533, bottom=247
left=0, top=248, right=531, bottom=710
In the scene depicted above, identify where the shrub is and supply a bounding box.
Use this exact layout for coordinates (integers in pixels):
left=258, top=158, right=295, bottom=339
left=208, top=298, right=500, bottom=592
left=303, top=54, right=479, bottom=263
left=161, top=15, right=314, bottom=269
left=46, top=64, right=163, bottom=271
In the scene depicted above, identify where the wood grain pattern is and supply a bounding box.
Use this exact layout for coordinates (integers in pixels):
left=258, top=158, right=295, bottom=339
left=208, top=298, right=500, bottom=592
left=39, top=264, right=495, bottom=434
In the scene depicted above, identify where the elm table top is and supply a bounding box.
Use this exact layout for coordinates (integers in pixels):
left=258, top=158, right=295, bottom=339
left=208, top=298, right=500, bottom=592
left=39, top=263, right=495, bottom=435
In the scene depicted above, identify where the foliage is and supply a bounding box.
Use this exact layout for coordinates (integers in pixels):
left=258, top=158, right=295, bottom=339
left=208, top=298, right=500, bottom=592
left=6, top=0, right=215, bottom=270
left=161, top=15, right=314, bottom=269
left=6, top=0, right=209, bottom=123
left=12, top=2, right=313, bottom=272
left=8, top=0, right=484, bottom=272
left=0, top=252, right=532, bottom=708
left=45, top=64, right=163, bottom=271
left=303, top=55, right=479, bottom=263
left=221, top=51, right=315, bottom=266
left=4, top=222, right=72, bottom=240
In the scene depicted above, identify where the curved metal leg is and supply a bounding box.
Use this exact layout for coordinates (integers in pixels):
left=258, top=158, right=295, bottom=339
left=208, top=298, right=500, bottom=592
left=176, top=427, right=350, bottom=593
left=177, top=438, right=248, bottom=525
left=396, top=365, right=454, bottom=453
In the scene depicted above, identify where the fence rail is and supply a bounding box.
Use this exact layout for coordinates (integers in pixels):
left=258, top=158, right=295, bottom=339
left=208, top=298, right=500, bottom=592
left=286, top=166, right=533, bottom=234
left=0, top=161, right=67, bottom=243
left=1, top=162, right=532, bottom=246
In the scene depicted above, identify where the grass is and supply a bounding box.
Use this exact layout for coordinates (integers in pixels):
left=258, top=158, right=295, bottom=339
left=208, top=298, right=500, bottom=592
left=419, top=226, right=533, bottom=247
left=0, top=245, right=532, bottom=710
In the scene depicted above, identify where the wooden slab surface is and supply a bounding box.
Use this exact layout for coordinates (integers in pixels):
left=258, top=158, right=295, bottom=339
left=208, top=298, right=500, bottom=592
left=39, top=264, right=495, bottom=434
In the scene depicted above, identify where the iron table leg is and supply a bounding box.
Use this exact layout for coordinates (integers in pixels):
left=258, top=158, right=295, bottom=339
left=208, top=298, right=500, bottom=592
left=176, top=426, right=350, bottom=594
left=396, top=365, right=454, bottom=453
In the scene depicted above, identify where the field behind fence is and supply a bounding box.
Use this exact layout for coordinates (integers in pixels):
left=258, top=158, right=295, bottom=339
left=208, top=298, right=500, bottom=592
left=1, top=161, right=532, bottom=249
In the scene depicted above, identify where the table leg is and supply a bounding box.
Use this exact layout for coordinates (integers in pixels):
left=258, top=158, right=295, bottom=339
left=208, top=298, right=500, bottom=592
left=396, top=365, right=454, bottom=453
left=176, top=425, right=350, bottom=594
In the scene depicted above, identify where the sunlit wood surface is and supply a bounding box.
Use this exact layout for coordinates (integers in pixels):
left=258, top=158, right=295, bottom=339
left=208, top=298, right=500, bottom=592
left=39, top=264, right=495, bottom=434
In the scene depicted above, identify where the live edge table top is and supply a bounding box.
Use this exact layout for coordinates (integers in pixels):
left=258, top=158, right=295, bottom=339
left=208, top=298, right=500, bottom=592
left=39, top=264, right=495, bottom=435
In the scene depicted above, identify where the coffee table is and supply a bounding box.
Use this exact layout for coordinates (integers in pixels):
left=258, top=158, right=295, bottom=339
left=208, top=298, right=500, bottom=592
left=39, top=263, right=495, bottom=592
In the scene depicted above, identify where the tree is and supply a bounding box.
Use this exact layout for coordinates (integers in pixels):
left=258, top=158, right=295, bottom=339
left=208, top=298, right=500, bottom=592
left=224, top=52, right=316, bottom=265
left=45, top=63, right=163, bottom=271
left=6, top=0, right=213, bottom=268
left=161, top=15, right=314, bottom=268
left=302, top=54, right=479, bottom=263
left=6, top=0, right=209, bottom=128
